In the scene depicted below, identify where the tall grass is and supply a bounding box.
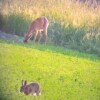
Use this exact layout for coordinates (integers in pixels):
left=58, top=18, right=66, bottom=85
left=0, top=0, right=100, bottom=56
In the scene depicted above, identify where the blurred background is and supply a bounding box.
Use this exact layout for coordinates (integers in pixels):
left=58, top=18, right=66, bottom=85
left=0, top=0, right=100, bottom=56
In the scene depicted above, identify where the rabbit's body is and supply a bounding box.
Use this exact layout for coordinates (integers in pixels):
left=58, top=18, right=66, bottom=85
left=20, top=80, right=41, bottom=96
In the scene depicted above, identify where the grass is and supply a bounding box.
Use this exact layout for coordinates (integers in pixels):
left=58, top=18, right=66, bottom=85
left=1, top=0, right=100, bottom=56
left=0, top=39, right=100, bottom=100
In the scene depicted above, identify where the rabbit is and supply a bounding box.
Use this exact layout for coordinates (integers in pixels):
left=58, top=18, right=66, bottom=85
left=20, top=80, right=41, bottom=96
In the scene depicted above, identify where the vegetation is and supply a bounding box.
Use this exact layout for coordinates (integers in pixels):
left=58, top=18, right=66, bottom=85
left=0, top=0, right=100, bottom=56
left=0, top=1, right=100, bottom=99
left=0, top=39, right=100, bottom=100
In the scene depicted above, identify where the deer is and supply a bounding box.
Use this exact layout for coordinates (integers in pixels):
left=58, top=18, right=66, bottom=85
left=23, top=16, right=49, bottom=45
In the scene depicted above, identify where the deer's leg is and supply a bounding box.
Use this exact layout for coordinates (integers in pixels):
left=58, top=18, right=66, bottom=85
left=44, top=29, right=48, bottom=45
left=38, top=31, right=42, bottom=44
left=33, top=30, right=38, bottom=44
left=27, top=33, right=32, bottom=40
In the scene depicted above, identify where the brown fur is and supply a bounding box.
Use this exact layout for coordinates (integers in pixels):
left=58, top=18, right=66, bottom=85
left=23, top=16, right=49, bottom=45
left=20, top=80, right=41, bottom=96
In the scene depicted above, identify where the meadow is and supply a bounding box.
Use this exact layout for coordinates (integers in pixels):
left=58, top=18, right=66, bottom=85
left=0, top=39, right=100, bottom=100
left=0, top=0, right=100, bottom=56
left=0, top=0, right=100, bottom=100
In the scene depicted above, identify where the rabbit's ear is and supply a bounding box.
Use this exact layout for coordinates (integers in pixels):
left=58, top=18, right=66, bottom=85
left=22, top=80, right=25, bottom=86
left=24, top=80, right=27, bottom=85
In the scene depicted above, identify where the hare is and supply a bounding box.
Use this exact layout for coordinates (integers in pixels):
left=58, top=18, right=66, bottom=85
left=20, top=80, right=41, bottom=96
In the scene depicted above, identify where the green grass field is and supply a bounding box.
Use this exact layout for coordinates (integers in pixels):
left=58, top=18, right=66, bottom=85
left=1, top=0, right=100, bottom=56
left=0, top=39, right=100, bottom=100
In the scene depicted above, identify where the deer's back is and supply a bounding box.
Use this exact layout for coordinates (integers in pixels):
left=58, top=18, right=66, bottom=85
left=31, top=16, right=49, bottom=31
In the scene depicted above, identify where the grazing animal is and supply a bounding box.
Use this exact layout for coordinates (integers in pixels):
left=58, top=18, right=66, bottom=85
left=23, top=16, right=49, bottom=45
left=20, top=80, right=41, bottom=96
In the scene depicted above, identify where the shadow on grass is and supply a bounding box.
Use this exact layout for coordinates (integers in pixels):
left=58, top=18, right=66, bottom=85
left=0, top=39, right=100, bottom=62
left=24, top=42, right=100, bottom=61
left=0, top=95, right=7, bottom=100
